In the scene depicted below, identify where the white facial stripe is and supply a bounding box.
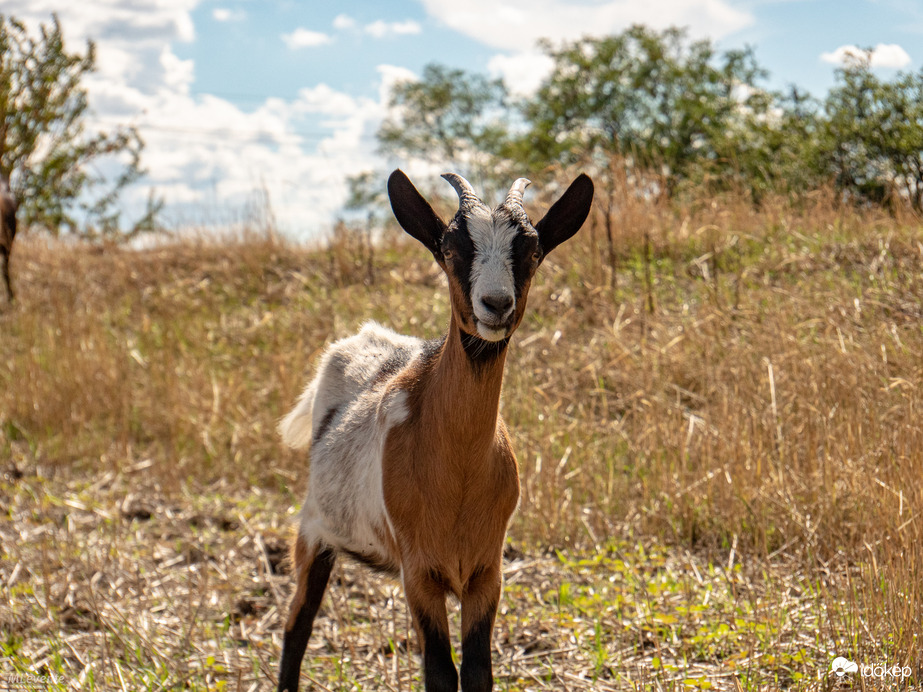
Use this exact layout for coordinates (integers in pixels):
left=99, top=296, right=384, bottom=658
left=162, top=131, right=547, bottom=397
left=466, top=208, right=518, bottom=336
left=468, top=210, right=518, bottom=290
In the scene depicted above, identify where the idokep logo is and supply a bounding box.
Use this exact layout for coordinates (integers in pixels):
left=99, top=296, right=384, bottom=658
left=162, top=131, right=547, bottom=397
left=860, top=663, right=913, bottom=680
left=831, top=657, right=858, bottom=676
left=831, top=655, right=913, bottom=680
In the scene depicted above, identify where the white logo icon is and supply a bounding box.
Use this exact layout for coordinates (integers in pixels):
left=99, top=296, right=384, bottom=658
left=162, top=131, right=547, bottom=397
left=831, top=657, right=859, bottom=676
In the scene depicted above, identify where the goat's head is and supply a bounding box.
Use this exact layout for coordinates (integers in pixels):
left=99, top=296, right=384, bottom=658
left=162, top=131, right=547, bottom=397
left=388, top=170, right=594, bottom=342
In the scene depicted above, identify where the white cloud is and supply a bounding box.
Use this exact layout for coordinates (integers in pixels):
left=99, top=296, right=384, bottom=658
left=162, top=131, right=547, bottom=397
left=820, top=43, right=912, bottom=69
left=119, top=80, right=388, bottom=235
left=487, top=51, right=554, bottom=97
left=159, top=46, right=194, bottom=95
left=333, top=15, right=423, bottom=38
left=333, top=13, right=357, bottom=30
left=281, top=27, right=333, bottom=50
left=376, top=64, right=418, bottom=98
left=212, top=8, right=245, bottom=22
left=6, top=0, right=197, bottom=94
left=364, top=19, right=422, bottom=38
left=418, top=0, right=753, bottom=52
left=292, top=84, right=367, bottom=119
left=424, top=0, right=753, bottom=98
left=90, top=42, right=145, bottom=85
left=3, top=2, right=405, bottom=238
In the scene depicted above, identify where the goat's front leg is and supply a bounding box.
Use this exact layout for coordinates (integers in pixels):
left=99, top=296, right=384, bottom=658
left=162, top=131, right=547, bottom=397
left=405, top=570, right=458, bottom=692
left=460, top=564, right=501, bottom=691
left=277, top=536, right=336, bottom=692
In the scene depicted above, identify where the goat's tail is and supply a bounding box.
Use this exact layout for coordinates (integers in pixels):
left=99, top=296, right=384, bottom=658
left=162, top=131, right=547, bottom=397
left=278, top=381, right=318, bottom=450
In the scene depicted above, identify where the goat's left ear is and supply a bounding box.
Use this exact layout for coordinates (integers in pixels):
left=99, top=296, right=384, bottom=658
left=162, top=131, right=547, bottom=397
left=534, top=174, right=594, bottom=256
left=388, top=169, right=446, bottom=257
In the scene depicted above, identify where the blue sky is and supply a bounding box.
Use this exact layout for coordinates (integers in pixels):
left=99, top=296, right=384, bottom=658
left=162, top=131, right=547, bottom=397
left=7, top=0, right=922, bottom=237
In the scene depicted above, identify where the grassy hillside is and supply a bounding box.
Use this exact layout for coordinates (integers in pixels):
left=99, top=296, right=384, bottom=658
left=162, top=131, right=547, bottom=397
left=1, top=189, right=921, bottom=690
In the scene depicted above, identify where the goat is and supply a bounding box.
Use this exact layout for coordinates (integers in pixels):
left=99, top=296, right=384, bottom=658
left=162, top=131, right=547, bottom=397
left=0, top=171, right=17, bottom=303
left=276, top=169, right=594, bottom=692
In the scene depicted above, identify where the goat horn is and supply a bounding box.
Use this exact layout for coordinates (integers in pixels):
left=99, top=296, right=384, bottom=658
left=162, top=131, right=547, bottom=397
left=505, top=178, right=531, bottom=208
left=441, top=173, right=482, bottom=213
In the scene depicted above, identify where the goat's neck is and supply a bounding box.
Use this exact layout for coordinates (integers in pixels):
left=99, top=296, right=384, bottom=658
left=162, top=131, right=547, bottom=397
left=426, top=311, right=509, bottom=448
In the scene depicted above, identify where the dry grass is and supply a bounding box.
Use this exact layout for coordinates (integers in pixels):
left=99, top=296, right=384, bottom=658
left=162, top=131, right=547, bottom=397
left=0, top=467, right=865, bottom=691
left=1, top=187, right=922, bottom=689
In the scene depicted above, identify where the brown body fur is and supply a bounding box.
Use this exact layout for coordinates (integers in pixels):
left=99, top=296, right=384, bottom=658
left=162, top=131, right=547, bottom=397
left=383, top=321, right=520, bottom=629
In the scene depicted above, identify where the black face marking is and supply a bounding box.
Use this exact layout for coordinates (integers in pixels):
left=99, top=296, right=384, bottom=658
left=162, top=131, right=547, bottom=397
left=443, top=217, right=477, bottom=315
left=510, top=229, right=540, bottom=299
left=498, top=198, right=531, bottom=231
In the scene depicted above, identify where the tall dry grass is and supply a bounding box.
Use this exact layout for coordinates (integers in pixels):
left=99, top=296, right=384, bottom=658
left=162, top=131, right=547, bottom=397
left=1, top=179, right=921, bottom=674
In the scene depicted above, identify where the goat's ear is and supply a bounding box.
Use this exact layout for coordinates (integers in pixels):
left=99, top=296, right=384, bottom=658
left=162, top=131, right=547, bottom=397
left=534, top=174, right=594, bottom=256
left=388, top=169, right=446, bottom=256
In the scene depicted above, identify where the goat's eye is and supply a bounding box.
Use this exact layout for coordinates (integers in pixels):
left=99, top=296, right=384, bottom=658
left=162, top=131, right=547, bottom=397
left=532, top=250, right=541, bottom=262
left=442, top=249, right=454, bottom=260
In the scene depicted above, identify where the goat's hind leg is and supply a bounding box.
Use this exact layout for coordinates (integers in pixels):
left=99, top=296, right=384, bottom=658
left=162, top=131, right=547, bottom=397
left=277, top=535, right=336, bottom=692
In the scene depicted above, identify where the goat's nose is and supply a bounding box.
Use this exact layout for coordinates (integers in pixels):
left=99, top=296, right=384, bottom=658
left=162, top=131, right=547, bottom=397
left=481, top=293, right=514, bottom=318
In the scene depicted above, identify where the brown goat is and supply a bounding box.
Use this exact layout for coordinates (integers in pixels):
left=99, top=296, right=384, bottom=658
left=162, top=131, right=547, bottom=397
left=0, top=172, right=17, bottom=302
left=275, top=169, right=594, bottom=691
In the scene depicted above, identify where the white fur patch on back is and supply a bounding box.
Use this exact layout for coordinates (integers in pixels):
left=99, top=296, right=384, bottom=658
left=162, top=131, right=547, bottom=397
left=282, top=322, right=422, bottom=562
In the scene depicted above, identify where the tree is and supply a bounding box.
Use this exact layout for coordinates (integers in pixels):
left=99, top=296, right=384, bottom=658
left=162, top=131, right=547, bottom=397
left=714, top=86, right=828, bottom=203
left=377, top=64, right=511, bottom=186
left=881, top=70, right=923, bottom=211
left=523, top=26, right=771, bottom=196
left=0, top=13, right=157, bottom=237
left=370, top=26, right=921, bottom=221
left=823, top=54, right=923, bottom=211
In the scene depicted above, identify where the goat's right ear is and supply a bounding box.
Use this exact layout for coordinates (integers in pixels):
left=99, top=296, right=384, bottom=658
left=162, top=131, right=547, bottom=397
left=388, top=169, right=446, bottom=257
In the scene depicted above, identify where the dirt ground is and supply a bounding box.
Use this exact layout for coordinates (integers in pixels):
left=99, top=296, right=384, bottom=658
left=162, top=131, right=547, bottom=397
left=3, top=462, right=902, bottom=691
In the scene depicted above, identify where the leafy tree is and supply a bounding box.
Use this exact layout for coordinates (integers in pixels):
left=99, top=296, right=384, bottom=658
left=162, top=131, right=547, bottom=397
left=715, top=86, right=828, bottom=202
left=823, top=55, right=923, bottom=211
left=823, top=56, right=892, bottom=205
left=371, top=26, right=922, bottom=221
left=523, top=26, right=770, bottom=196
left=882, top=70, right=923, bottom=211
left=377, top=64, right=510, bottom=185
left=0, top=13, right=157, bottom=237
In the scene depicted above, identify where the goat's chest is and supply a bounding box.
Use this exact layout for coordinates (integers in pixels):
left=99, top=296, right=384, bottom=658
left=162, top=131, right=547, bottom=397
left=381, top=428, right=520, bottom=584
